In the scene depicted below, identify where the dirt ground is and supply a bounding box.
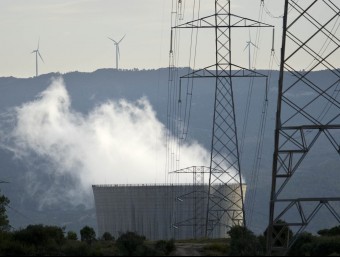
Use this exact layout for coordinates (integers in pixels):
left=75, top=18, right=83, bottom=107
left=172, top=243, right=206, bottom=256
left=171, top=240, right=229, bottom=256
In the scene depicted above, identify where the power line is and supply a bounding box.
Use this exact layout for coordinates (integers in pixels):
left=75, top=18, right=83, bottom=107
left=181, top=0, right=201, bottom=142
left=7, top=204, right=37, bottom=227
left=243, top=1, right=273, bottom=228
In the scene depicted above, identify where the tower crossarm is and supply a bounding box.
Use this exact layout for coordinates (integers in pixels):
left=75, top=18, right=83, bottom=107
left=180, top=64, right=268, bottom=79
left=173, top=13, right=273, bottom=29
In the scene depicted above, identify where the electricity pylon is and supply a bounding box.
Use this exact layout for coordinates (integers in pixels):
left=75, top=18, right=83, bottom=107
left=173, top=0, right=272, bottom=237
left=172, top=166, right=209, bottom=239
left=267, top=0, right=340, bottom=255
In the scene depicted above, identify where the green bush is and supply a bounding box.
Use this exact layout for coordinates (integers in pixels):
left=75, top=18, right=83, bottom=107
left=154, top=239, right=175, bottom=255
left=318, top=226, right=340, bottom=237
left=14, top=224, right=65, bottom=246
left=228, top=226, right=263, bottom=256
left=67, top=230, right=78, bottom=240
left=116, top=231, right=147, bottom=256
left=310, top=237, right=340, bottom=257
left=0, top=239, right=35, bottom=256
left=165, top=239, right=176, bottom=254
left=289, top=232, right=314, bottom=256
left=12, top=224, right=65, bottom=255
left=203, top=242, right=229, bottom=253
left=101, top=231, right=114, bottom=241
left=80, top=226, right=96, bottom=244
left=61, top=240, right=95, bottom=256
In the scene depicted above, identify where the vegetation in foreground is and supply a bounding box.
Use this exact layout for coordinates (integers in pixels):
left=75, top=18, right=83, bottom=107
left=2, top=191, right=340, bottom=256
left=0, top=225, right=176, bottom=256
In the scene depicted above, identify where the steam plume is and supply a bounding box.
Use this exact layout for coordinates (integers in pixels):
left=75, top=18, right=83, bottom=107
left=0, top=78, right=210, bottom=208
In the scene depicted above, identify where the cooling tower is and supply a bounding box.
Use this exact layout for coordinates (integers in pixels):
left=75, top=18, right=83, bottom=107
left=92, top=184, right=245, bottom=240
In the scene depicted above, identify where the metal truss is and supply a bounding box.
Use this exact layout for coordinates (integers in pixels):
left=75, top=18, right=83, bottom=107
left=267, top=0, right=340, bottom=255
left=173, top=0, right=272, bottom=237
left=171, top=166, right=210, bottom=239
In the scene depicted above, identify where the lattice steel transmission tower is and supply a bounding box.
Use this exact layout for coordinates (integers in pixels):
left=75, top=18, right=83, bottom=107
left=173, top=0, right=272, bottom=237
left=267, top=0, right=340, bottom=255
left=172, top=166, right=209, bottom=239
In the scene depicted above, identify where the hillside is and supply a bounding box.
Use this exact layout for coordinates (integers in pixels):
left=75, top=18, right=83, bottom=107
left=0, top=68, right=339, bottom=236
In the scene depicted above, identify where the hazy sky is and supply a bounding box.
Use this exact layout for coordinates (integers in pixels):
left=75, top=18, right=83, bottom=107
left=1, top=0, right=336, bottom=78
left=0, top=0, right=286, bottom=77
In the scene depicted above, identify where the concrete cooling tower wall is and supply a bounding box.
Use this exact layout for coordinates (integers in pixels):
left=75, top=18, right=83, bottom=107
left=92, top=184, right=245, bottom=240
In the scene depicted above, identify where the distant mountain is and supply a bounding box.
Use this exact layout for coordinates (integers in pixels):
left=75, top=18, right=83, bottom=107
left=0, top=68, right=339, bottom=236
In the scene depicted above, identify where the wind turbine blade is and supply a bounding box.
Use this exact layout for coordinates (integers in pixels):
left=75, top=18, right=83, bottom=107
left=118, top=34, right=126, bottom=44
left=31, top=50, right=36, bottom=54
left=38, top=51, right=44, bottom=63
left=250, top=42, right=258, bottom=48
left=243, top=43, right=249, bottom=51
left=37, top=38, right=40, bottom=50
left=108, top=37, right=118, bottom=44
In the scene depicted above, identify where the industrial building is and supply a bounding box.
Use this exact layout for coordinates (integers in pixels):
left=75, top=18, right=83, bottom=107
left=92, top=184, right=245, bottom=240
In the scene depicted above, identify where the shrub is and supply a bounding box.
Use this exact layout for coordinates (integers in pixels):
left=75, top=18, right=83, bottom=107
left=154, top=239, right=175, bottom=255
left=165, top=239, right=176, bottom=254
left=203, top=242, right=229, bottom=254
left=101, top=232, right=114, bottom=241
left=116, top=231, right=146, bottom=256
left=12, top=224, right=65, bottom=255
left=289, top=232, right=314, bottom=256
left=14, top=224, right=65, bottom=246
left=228, top=226, right=263, bottom=256
left=318, top=226, right=340, bottom=237
left=0, top=240, right=35, bottom=256
left=67, top=231, right=78, bottom=240
left=310, top=237, right=340, bottom=257
left=80, top=226, right=96, bottom=244
left=61, top=240, right=93, bottom=256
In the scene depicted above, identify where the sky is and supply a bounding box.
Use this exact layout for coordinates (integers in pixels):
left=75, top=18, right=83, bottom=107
left=0, top=0, right=288, bottom=78
left=0, top=0, right=287, bottom=206
left=0, top=0, right=338, bottom=78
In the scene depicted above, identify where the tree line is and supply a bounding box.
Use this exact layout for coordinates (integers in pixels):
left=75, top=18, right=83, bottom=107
left=0, top=190, right=175, bottom=256
left=227, top=224, right=340, bottom=256
left=2, top=190, right=340, bottom=256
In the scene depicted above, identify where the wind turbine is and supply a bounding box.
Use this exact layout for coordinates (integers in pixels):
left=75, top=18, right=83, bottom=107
left=31, top=39, right=44, bottom=77
left=244, top=31, right=258, bottom=70
left=108, top=35, right=125, bottom=69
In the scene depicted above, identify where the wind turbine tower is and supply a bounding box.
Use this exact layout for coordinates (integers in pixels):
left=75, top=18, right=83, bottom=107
left=31, top=40, right=44, bottom=77
left=244, top=32, right=258, bottom=70
left=108, top=35, right=125, bottom=69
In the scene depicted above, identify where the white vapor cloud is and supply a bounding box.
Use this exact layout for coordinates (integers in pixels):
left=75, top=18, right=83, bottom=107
left=1, top=78, right=211, bottom=208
